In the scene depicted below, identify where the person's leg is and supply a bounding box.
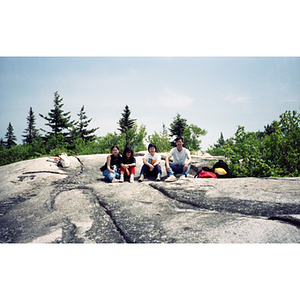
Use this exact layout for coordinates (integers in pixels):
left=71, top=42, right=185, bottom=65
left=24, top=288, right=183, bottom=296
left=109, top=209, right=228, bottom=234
left=154, top=164, right=162, bottom=174
left=181, top=164, right=191, bottom=177
left=140, top=164, right=149, bottom=176
left=129, top=166, right=135, bottom=174
left=166, top=162, right=174, bottom=177
left=170, top=164, right=184, bottom=176
left=129, top=166, right=135, bottom=183
left=155, top=164, right=162, bottom=181
left=103, top=169, right=115, bottom=181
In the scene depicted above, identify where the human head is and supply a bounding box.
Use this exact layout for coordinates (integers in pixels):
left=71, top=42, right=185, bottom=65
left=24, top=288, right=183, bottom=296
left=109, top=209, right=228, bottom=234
left=124, top=146, right=134, bottom=159
left=175, top=136, right=184, bottom=143
left=148, top=143, right=157, bottom=153
left=111, top=145, right=119, bottom=156
left=175, top=136, right=184, bottom=149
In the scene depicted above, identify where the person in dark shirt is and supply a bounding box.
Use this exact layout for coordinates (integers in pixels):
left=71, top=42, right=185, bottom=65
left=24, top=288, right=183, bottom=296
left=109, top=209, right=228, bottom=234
left=101, top=145, right=122, bottom=183
left=120, top=146, right=136, bottom=183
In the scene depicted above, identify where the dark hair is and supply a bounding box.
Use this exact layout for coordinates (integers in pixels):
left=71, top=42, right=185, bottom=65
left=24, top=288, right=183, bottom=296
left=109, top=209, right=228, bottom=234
left=175, top=136, right=184, bottom=143
left=111, top=145, right=119, bottom=152
left=123, top=146, right=134, bottom=158
left=148, top=143, right=157, bottom=152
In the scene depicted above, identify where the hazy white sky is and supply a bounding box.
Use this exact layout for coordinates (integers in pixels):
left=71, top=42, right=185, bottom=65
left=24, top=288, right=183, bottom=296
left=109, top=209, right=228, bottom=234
left=1, top=57, right=299, bottom=150
left=1, top=1, right=299, bottom=151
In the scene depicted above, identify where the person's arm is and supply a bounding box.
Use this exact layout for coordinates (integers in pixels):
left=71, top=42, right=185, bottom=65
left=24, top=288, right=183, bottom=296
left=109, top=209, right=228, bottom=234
left=165, top=154, right=171, bottom=172
left=106, top=156, right=114, bottom=173
left=130, top=158, right=136, bottom=167
left=183, top=153, right=192, bottom=171
left=153, top=154, right=161, bottom=167
left=143, top=157, right=154, bottom=171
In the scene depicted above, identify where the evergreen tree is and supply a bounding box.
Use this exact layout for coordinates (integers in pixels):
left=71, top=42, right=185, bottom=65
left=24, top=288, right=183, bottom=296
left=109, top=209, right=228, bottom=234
left=117, top=105, right=137, bottom=146
left=39, top=91, right=74, bottom=139
left=22, top=107, right=39, bottom=144
left=169, top=113, right=188, bottom=146
left=215, top=132, right=225, bottom=148
left=0, top=137, right=5, bottom=151
left=71, top=106, right=99, bottom=142
left=5, top=122, right=17, bottom=148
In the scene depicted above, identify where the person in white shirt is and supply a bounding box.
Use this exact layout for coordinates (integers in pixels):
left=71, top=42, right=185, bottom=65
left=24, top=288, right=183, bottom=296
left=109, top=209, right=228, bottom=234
left=165, top=136, right=192, bottom=182
left=139, top=143, right=162, bottom=181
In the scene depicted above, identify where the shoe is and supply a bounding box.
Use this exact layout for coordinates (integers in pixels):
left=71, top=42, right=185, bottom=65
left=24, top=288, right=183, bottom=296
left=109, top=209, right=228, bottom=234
left=179, top=175, right=187, bottom=180
left=111, top=178, right=119, bottom=183
left=165, top=175, right=176, bottom=182
left=130, top=174, right=135, bottom=183
left=156, top=173, right=161, bottom=181
left=120, top=174, right=124, bottom=183
left=138, top=174, right=144, bottom=182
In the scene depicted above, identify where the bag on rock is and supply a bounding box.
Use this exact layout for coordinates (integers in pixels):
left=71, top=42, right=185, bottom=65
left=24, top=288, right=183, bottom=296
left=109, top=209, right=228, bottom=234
left=194, top=167, right=217, bottom=178
left=213, top=160, right=231, bottom=178
left=59, top=153, right=71, bottom=168
left=198, top=171, right=217, bottom=178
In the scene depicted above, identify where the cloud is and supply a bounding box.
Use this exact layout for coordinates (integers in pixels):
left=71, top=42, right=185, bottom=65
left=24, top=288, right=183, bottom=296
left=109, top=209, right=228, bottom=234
left=224, top=95, right=250, bottom=104
left=158, top=88, right=197, bottom=108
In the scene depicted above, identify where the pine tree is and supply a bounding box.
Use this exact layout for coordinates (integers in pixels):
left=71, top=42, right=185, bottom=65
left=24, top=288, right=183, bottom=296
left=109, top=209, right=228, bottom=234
left=117, top=105, right=136, bottom=146
left=22, top=107, right=39, bottom=144
left=5, top=122, right=17, bottom=148
left=39, top=91, right=74, bottom=139
left=214, top=132, right=225, bottom=148
left=169, top=113, right=188, bottom=146
left=71, top=105, right=99, bottom=142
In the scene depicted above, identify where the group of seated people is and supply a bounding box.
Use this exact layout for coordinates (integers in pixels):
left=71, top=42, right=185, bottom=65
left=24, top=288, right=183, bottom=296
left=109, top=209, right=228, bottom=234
left=101, top=136, right=191, bottom=183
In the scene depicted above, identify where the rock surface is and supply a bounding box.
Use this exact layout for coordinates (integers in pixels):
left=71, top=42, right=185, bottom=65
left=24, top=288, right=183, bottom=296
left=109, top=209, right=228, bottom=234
left=0, top=153, right=300, bottom=243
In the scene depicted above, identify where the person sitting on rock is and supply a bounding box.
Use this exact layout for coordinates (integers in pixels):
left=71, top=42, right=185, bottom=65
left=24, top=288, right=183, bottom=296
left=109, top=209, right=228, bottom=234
left=139, top=143, right=162, bottom=182
left=101, top=145, right=122, bottom=183
left=120, top=146, right=136, bottom=183
left=165, top=136, right=192, bottom=182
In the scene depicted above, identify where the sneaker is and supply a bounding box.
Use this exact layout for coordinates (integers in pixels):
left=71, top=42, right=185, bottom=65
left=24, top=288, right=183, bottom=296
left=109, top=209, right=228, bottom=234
left=130, top=174, right=135, bottom=183
left=179, top=175, right=187, bottom=180
left=165, top=175, right=176, bottom=182
left=138, top=174, right=144, bottom=182
left=156, top=173, right=161, bottom=181
left=119, top=174, right=124, bottom=183
left=111, top=178, right=119, bottom=183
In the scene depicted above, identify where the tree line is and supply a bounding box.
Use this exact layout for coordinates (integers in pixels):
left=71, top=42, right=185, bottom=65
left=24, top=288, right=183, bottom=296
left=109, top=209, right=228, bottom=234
left=1, top=91, right=299, bottom=178
left=0, top=91, right=207, bottom=166
left=207, top=110, right=300, bottom=177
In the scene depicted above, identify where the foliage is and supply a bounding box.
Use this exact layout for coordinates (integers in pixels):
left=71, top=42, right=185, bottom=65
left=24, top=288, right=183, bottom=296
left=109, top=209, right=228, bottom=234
left=39, top=91, right=74, bottom=141
left=182, top=124, right=207, bottom=151
left=22, top=107, right=40, bottom=144
left=169, top=113, right=188, bottom=146
left=207, top=110, right=300, bottom=177
left=168, top=114, right=207, bottom=150
left=117, top=105, right=137, bottom=146
left=97, top=124, right=147, bottom=154
left=0, top=141, right=46, bottom=166
left=5, top=122, right=17, bottom=148
left=147, top=123, right=172, bottom=152
left=207, top=132, right=226, bottom=156
left=70, top=105, right=99, bottom=142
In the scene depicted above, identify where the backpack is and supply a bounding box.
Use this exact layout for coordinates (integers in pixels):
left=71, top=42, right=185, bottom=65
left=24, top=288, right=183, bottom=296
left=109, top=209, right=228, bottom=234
left=212, top=160, right=231, bottom=178
left=194, top=167, right=217, bottom=178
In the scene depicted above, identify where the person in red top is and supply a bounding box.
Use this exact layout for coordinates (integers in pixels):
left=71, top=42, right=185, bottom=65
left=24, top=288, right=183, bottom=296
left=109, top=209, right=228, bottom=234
left=120, top=146, right=136, bottom=183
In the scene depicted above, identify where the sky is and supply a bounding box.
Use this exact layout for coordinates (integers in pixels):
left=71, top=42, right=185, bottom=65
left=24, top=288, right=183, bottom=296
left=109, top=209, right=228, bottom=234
left=0, top=56, right=299, bottom=150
